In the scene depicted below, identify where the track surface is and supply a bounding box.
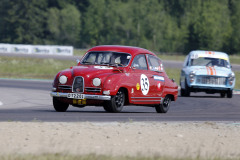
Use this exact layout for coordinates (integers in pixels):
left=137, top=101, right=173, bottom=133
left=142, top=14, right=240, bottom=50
left=0, top=79, right=239, bottom=122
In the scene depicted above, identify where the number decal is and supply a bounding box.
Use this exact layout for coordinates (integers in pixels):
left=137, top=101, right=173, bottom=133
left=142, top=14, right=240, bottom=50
left=140, top=74, right=149, bottom=95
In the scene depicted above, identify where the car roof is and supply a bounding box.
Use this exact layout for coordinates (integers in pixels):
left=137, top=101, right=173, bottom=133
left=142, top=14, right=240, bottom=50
left=87, top=45, right=156, bottom=57
left=189, top=50, right=229, bottom=61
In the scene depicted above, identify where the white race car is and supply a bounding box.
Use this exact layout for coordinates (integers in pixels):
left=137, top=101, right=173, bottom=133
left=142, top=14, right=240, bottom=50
left=180, top=50, right=235, bottom=98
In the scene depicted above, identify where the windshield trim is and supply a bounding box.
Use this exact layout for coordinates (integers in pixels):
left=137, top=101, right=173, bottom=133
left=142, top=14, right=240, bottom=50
left=80, top=51, right=132, bottom=67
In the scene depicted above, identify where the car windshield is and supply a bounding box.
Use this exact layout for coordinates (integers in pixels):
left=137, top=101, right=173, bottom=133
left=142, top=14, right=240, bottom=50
left=190, top=57, right=230, bottom=68
left=81, top=51, right=131, bottom=67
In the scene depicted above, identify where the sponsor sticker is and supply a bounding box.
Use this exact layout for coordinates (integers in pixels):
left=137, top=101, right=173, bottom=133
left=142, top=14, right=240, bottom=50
left=140, top=74, right=149, bottom=95
left=136, top=83, right=140, bottom=90
left=94, top=66, right=113, bottom=69
left=153, top=75, right=165, bottom=81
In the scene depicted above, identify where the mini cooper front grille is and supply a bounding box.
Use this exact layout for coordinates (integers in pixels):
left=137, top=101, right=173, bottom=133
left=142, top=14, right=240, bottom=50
left=58, top=85, right=72, bottom=90
left=73, top=76, right=84, bottom=93
left=85, top=87, right=101, bottom=93
left=196, top=76, right=226, bottom=85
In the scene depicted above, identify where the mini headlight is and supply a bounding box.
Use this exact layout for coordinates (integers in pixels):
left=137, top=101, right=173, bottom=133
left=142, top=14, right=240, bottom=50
left=93, top=78, right=101, bottom=86
left=189, top=71, right=195, bottom=78
left=189, top=71, right=195, bottom=83
left=228, top=73, right=235, bottom=85
left=59, top=75, right=68, bottom=84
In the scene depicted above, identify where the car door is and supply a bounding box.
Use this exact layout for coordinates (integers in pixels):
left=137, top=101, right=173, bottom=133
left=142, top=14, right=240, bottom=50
left=129, top=54, right=158, bottom=104
left=146, top=54, right=165, bottom=97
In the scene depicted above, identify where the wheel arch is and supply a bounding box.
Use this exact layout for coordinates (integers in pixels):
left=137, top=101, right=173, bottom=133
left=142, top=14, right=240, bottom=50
left=118, top=87, right=129, bottom=105
left=165, top=94, right=175, bottom=101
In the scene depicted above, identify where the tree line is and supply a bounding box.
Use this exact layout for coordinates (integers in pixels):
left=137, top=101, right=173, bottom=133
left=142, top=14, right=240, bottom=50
left=0, top=0, right=240, bottom=54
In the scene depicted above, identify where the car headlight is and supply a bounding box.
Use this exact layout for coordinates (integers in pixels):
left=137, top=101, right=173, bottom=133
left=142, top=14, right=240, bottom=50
left=189, top=71, right=195, bottom=83
left=59, top=75, right=68, bottom=84
left=93, top=78, right=101, bottom=87
left=228, top=73, right=235, bottom=85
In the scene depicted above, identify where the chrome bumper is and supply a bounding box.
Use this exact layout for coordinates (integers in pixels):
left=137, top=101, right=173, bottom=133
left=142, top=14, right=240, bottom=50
left=50, top=92, right=111, bottom=101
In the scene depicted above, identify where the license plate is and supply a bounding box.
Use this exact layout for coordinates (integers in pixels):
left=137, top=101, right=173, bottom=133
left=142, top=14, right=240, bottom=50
left=67, top=93, right=85, bottom=99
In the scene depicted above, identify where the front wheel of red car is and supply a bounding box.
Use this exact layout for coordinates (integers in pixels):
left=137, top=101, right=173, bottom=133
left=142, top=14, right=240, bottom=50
left=155, top=95, right=171, bottom=113
left=53, top=97, right=69, bottom=112
left=104, top=89, right=125, bottom=113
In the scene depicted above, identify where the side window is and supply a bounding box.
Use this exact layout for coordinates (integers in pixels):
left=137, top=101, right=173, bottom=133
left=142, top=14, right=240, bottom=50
left=131, top=54, right=148, bottom=70
left=147, top=55, right=163, bottom=72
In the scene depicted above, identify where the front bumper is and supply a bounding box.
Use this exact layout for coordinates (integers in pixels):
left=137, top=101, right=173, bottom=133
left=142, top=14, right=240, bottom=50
left=189, top=85, right=232, bottom=93
left=50, top=92, right=111, bottom=101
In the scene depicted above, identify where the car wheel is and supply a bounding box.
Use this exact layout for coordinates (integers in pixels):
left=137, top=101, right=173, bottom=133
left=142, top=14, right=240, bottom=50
left=103, top=103, right=113, bottom=112
left=104, top=89, right=125, bottom=113
left=181, top=79, right=190, bottom=97
left=220, top=92, right=226, bottom=98
left=53, top=97, right=69, bottom=112
left=155, top=95, right=171, bottom=113
left=227, top=90, right=233, bottom=98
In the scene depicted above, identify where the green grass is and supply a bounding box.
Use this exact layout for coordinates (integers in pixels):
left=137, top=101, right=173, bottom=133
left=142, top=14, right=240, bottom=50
left=0, top=56, right=75, bottom=80
left=165, top=68, right=181, bottom=85
left=0, top=154, right=232, bottom=160
left=74, top=49, right=88, bottom=56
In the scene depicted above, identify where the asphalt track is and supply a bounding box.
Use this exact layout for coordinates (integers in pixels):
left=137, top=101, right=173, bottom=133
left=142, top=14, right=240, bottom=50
left=0, top=79, right=239, bottom=122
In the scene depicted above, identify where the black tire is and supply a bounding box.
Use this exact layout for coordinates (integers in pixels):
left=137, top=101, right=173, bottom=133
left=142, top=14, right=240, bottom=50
left=103, top=103, right=113, bottom=112
left=180, top=79, right=190, bottom=97
left=155, top=95, right=171, bottom=113
left=220, top=92, right=226, bottom=98
left=227, top=90, right=233, bottom=98
left=104, top=89, right=125, bottom=113
left=53, top=97, right=69, bottom=112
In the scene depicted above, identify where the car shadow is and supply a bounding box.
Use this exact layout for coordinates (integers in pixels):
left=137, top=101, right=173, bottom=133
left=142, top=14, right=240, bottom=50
left=179, top=95, right=222, bottom=98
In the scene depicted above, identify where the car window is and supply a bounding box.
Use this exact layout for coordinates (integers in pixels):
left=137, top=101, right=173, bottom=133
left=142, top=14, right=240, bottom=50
left=190, top=57, right=230, bottom=68
left=131, top=54, right=148, bottom=70
left=81, top=51, right=131, bottom=66
left=147, top=54, right=163, bottom=72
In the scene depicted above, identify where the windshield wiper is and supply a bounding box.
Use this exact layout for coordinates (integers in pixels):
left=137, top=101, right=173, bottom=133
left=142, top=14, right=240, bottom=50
left=82, top=62, right=95, bottom=64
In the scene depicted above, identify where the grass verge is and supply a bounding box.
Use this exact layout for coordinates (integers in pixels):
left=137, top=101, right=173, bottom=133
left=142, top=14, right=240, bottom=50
left=0, top=56, right=75, bottom=80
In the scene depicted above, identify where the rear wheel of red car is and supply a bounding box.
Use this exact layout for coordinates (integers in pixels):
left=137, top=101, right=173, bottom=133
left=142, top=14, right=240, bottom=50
left=53, top=97, right=69, bottom=112
left=104, top=89, right=125, bottom=113
left=155, top=95, right=171, bottom=113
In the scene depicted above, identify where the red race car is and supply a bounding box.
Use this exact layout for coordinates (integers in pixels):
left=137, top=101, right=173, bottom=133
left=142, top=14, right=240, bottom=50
left=50, top=45, right=178, bottom=113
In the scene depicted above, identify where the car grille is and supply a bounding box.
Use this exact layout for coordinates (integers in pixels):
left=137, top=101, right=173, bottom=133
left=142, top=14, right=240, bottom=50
left=72, top=76, right=84, bottom=93
left=58, top=85, right=72, bottom=90
left=196, top=76, right=226, bottom=85
left=85, top=87, right=101, bottom=93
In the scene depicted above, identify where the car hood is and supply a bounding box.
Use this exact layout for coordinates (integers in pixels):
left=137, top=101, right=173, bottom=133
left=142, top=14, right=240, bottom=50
left=189, top=66, right=232, bottom=77
left=71, top=65, right=117, bottom=77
